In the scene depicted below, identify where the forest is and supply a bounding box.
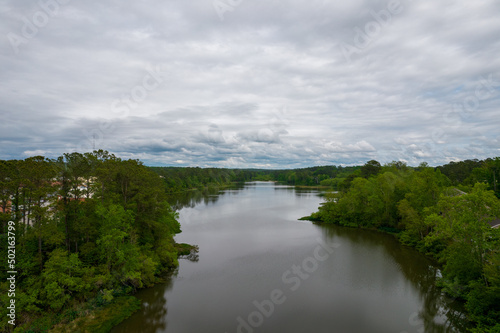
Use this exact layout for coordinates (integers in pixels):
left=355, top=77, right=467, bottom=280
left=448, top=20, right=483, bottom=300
left=1, top=153, right=500, bottom=332
left=149, top=165, right=362, bottom=191
left=0, top=151, right=182, bottom=332
left=307, top=158, right=500, bottom=333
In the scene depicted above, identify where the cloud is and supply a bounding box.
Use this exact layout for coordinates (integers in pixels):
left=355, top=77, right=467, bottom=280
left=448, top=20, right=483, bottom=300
left=1, top=0, right=499, bottom=167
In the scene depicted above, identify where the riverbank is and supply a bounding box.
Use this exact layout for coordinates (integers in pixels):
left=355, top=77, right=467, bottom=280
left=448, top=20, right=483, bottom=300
left=48, top=296, right=141, bottom=333
left=164, top=184, right=232, bottom=195
left=299, top=215, right=478, bottom=328
left=23, top=244, right=198, bottom=333
left=301, top=172, right=500, bottom=332
left=300, top=214, right=401, bottom=235
left=104, top=181, right=471, bottom=332
left=293, top=185, right=331, bottom=190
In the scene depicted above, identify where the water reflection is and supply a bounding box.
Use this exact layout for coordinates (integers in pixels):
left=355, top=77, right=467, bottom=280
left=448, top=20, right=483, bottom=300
left=318, top=225, right=470, bottom=332
left=273, top=184, right=332, bottom=197
left=167, top=182, right=325, bottom=209
left=166, top=183, right=245, bottom=211
left=113, top=182, right=469, bottom=333
left=111, top=271, right=177, bottom=333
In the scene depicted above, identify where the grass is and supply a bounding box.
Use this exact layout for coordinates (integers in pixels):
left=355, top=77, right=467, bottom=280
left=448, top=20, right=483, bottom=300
left=175, top=243, right=199, bottom=256
left=48, top=296, right=141, bottom=333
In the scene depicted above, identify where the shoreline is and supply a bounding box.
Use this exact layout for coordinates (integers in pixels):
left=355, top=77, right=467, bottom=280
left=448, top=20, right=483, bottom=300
left=300, top=216, right=473, bottom=326
left=44, top=244, right=198, bottom=333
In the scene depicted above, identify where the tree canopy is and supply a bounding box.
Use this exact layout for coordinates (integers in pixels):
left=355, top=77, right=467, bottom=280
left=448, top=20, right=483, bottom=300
left=311, top=160, right=500, bottom=332
left=0, top=151, right=181, bottom=331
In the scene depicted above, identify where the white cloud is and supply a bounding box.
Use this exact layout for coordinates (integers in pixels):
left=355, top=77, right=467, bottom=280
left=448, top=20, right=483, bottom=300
left=1, top=0, right=499, bottom=167
left=23, top=150, right=48, bottom=157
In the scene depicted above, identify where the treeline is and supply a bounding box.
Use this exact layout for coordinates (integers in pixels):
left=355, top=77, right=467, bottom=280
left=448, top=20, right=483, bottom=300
left=149, top=165, right=363, bottom=190
left=150, top=158, right=500, bottom=194
left=249, top=165, right=362, bottom=187
left=0, top=151, right=181, bottom=332
left=310, top=158, right=500, bottom=332
left=149, top=167, right=237, bottom=193
left=437, top=158, right=500, bottom=194
left=3, top=152, right=499, bottom=330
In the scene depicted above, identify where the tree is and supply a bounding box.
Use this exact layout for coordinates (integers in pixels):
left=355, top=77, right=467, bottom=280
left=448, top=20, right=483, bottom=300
left=425, top=183, right=500, bottom=295
left=397, top=167, right=449, bottom=245
left=0, top=160, right=19, bottom=232
left=485, top=158, right=500, bottom=197
left=360, top=160, right=382, bottom=178
left=375, top=172, right=403, bottom=226
left=437, top=159, right=483, bottom=185
left=19, top=156, right=59, bottom=269
left=0, top=151, right=183, bottom=331
left=42, top=248, right=86, bottom=311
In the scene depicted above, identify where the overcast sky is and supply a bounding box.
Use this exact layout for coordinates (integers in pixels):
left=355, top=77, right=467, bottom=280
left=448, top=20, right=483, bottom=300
left=1, top=0, right=499, bottom=168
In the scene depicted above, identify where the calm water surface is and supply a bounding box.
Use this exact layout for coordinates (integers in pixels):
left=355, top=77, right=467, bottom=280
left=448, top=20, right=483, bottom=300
left=112, top=182, right=468, bottom=333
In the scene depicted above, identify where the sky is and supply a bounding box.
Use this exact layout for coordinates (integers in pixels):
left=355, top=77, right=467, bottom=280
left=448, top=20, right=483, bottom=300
left=1, top=0, right=499, bottom=168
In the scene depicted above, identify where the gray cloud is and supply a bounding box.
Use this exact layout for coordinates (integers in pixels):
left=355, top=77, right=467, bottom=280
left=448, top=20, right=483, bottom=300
left=1, top=0, right=499, bottom=167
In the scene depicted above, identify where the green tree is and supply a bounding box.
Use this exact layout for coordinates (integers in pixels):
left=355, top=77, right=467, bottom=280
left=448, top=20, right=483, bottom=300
left=375, top=172, right=404, bottom=226
left=397, top=167, right=449, bottom=245
left=19, top=156, right=60, bottom=268
left=360, top=160, right=382, bottom=178
left=425, top=184, right=500, bottom=295
left=0, top=160, right=19, bottom=231
left=41, top=248, right=86, bottom=311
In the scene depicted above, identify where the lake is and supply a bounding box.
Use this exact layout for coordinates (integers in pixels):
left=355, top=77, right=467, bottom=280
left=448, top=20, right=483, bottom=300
left=112, top=181, right=468, bottom=333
